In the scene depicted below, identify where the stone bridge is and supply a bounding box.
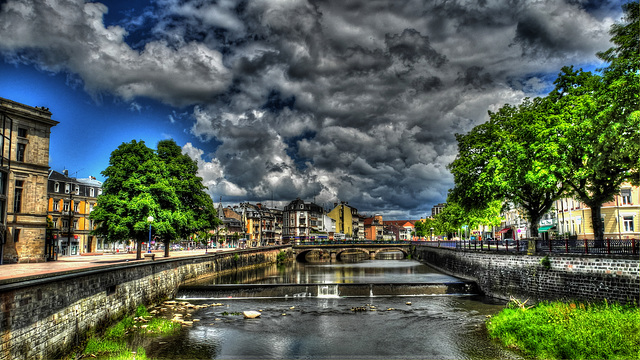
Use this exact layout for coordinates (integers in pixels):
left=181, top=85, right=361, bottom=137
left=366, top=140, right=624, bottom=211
left=292, top=242, right=412, bottom=261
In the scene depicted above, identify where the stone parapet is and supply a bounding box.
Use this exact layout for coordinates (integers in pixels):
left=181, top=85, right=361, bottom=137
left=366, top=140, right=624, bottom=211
left=413, top=246, right=639, bottom=305
left=0, top=247, right=288, bottom=360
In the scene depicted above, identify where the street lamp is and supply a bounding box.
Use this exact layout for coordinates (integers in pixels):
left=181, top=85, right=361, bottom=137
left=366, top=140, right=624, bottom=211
left=147, top=216, right=154, bottom=253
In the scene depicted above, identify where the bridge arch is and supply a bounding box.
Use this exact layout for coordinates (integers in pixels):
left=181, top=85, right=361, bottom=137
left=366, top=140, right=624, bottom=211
left=335, top=247, right=409, bottom=260
left=295, top=249, right=331, bottom=262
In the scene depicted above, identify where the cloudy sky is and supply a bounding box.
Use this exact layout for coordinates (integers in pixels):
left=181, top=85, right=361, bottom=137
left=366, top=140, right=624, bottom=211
left=0, top=0, right=626, bottom=219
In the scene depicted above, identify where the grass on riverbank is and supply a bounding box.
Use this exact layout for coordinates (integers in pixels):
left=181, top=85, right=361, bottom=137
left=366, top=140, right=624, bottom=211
left=486, top=299, right=640, bottom=360
left=81, top=304, right=181, bottom=359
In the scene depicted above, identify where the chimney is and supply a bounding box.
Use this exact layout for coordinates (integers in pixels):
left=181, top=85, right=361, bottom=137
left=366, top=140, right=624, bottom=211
left=63, top=169, right=68, bottom=176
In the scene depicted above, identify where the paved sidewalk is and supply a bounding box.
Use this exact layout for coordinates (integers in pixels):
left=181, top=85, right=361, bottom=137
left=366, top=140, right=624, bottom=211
left=0, top=249, right=234, bottom=284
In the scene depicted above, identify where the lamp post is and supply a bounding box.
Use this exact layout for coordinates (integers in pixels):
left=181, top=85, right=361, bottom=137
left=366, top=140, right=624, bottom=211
left=147, top=216, right=154, bottom=253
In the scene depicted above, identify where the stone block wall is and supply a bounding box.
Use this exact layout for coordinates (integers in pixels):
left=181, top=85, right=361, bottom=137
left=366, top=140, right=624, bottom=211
left=413, top=246, right=639, bottom=305
left=0, top=247, right=288, bottom=360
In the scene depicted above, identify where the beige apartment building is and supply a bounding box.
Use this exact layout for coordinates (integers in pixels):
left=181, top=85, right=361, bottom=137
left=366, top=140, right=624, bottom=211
left=555, top=183, right=639, bottom=240
left=0, top=97, right=59, bottom=264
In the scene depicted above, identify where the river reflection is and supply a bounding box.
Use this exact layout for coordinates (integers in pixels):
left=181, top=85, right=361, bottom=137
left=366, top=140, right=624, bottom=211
left=195, top=258, right=464, bottom=285
left=152, top=259, right=521, bottom=360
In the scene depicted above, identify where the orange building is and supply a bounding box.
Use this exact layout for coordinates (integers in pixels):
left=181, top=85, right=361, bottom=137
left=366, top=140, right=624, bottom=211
left=364, top=215, right=384, bottom=240
left=47, top=170, right=102, bottom=255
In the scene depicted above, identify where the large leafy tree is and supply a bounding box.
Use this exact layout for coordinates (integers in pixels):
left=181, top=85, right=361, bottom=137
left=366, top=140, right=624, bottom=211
left=157, top=139, right=220, bottom=257
left=91, top=140, right=180, bottom=260
left=542, top=2, right=639, bottom=241
left=448, top=97, right=564, bottom=237
left=91, top=139, right=220, bottom=259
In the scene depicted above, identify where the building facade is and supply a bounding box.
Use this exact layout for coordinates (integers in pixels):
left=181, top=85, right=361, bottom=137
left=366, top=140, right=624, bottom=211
left=554, top=183, right=639, bottom=240
left=0, top=97, right=59, bottom=264
left=282, top=198, right=325, bottom=243
left=47, top=170, right=102, bottom=256
left=384, top=220, right=415, bottom=241
left=364, top=215, right=384, bottom=240
left=328, top=202, right=355, bottom=239
left=216, top=203, right=244, bottom=248
left=431, top=203, right=446, bottom=217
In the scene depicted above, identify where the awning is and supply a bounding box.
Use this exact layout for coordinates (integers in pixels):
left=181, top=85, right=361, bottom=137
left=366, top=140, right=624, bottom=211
left=538, top=225, right=556, bottom=233
left=496, top=228, right=510, bottom=234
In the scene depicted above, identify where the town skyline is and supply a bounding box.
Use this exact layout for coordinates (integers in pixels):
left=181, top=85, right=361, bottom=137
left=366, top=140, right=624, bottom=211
left=0, top=0, right=627, bottom=220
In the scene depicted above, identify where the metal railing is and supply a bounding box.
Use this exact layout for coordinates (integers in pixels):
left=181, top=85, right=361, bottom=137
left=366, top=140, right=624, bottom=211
left=414, top=238, right=639, bottom=256
left=294, top=240, right=410, bottom=246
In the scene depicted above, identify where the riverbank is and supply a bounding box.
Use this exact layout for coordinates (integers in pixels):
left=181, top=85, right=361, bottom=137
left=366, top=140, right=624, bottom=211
left=486, top=299, right=640, bottom=359
left=0, top=246, right=288, bottom=360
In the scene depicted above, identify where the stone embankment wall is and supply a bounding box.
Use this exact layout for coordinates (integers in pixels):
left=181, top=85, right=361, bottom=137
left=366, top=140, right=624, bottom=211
left=0, top=247, right=289, bottom=360
left=413, top=246, right=639, bottom=304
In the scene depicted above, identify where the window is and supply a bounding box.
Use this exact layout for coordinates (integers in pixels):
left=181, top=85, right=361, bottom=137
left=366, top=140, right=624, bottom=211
left=16, top=143, right=25, bottom=162
left=53, top=201, right=59, bottom=212
left=621, top=189, right=632, bottom=205
left=62, top=219, right=69, bottom=228
left=623, top=216, right=634, bottom=232
left=13, top=228, right=20, bottom=243
left=75, top=185, right=79, bottom=195
left=73, top=220, right=78, bottom=230
left=73, top=203, right=79, bottom=213
left=13, top=180, right=23, bottom=213
left=17, top=128, right=27, bottom=137
left=65, top=183, right=70, bottom=194
left=90, top=188, right=95, bottom=197
left=54, top=182, right=60, bottom=192
left=63, top=201, right=69, bottom=212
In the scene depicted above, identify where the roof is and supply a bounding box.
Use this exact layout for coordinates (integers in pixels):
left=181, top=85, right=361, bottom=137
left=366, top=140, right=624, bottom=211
left=384, top=220, right=417, bottom=228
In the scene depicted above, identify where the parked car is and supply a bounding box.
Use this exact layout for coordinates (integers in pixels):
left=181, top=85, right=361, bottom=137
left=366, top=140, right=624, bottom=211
left=503, top=238, right=516, bottom=246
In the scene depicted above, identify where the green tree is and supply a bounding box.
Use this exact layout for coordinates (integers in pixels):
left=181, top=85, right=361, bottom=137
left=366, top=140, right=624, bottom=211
left=413, top=219, right=429, bottom=238
left=91, top=140, right=179, bottom=260
left=156, top=140, right=221, bottom=257
left=539, top=3, right=638, bottom=241
left=449, top=97, right=564, bottom=237
left=434, top=202, right=467, bottom=239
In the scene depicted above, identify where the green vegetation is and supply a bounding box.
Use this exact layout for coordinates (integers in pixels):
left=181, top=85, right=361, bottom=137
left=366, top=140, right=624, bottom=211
left=276, top=250, right=288, bottom=265
left=90, top=139, right=221, bottom=259
left=487, top=300, right=640, bottom=359
left=540, top=255, right=551, bottom=269
left=81, top=305, right=180, bottom=359
left=446, top=2, right=639, bottom=240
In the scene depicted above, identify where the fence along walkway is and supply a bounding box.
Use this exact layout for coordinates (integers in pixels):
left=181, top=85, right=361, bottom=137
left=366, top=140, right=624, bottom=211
left=415, top=238, right=639, bottom=256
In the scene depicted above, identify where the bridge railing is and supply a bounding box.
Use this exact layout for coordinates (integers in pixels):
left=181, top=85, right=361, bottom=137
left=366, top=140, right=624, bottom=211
left=412, top=238, right=639, bottom=256
left=293, top=240, right=410, bottom=246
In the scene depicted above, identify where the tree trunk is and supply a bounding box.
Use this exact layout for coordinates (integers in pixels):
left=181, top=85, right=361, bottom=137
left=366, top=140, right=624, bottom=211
left=590, top=205, right=604, bottom=243
left=164, top=239, right=170, bottom=257
left=529, top=215, right=541, bottom=238
left=136, top=239, right=142, bottom=260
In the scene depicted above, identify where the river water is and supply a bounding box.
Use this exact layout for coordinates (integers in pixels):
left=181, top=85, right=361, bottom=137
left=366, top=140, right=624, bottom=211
left=146, top=256, right=521, bottom=359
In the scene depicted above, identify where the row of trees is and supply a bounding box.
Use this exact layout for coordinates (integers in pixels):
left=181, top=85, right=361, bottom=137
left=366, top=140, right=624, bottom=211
left=445, top=2, right=639, bottom=240
left=89, top=139, right=221, bottom=259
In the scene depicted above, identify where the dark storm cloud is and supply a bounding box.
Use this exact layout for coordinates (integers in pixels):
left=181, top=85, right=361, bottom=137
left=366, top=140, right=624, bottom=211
left=0, top=0, right=624, bottom=218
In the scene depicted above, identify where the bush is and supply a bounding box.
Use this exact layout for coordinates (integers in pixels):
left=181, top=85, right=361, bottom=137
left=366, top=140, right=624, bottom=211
left=276, top=250, right=288, bottom=265
left=487, top=300, right=640, bottom=359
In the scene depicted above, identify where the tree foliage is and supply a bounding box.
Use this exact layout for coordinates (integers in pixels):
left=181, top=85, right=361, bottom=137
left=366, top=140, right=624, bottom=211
left=449, top=97, right=564, bottom=237
left=91, top=140, right=220, bottom=259
left=447, top=2, right=639, bottom=240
